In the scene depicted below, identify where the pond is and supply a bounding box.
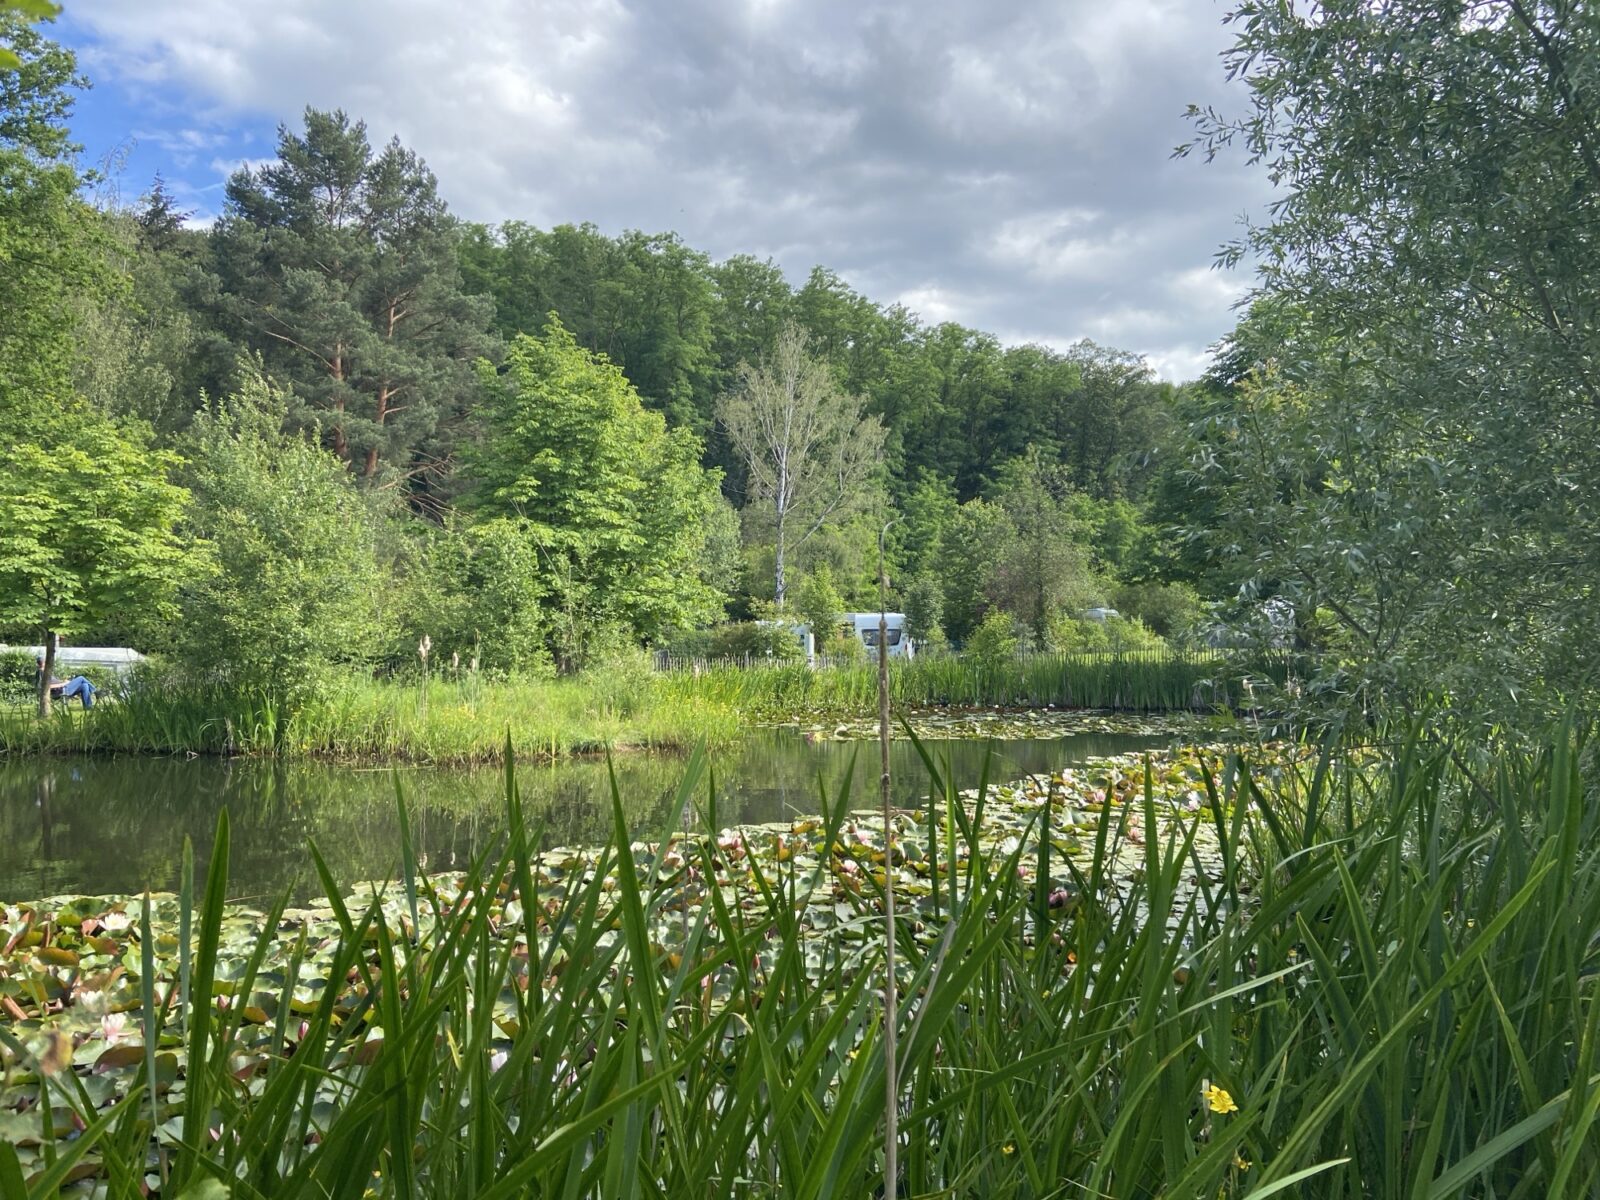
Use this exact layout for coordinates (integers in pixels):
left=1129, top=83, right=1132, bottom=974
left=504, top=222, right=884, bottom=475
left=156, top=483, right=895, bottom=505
left=0, top=726, right=1171, bottom=904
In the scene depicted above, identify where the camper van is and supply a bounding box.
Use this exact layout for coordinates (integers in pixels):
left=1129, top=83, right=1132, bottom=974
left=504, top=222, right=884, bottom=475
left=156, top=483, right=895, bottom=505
left=841, top=612, right=915, bottom=660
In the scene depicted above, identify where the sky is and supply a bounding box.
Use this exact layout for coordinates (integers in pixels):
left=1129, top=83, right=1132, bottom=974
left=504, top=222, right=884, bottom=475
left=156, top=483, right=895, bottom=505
left=53, top=0, right=1273, bottom=381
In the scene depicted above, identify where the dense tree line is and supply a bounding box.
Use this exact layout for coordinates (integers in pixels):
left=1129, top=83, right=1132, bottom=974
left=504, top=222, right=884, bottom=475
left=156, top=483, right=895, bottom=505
left=0, top=13, right=1211, bottom=722
left=13, top=5, right=1599, bottom=726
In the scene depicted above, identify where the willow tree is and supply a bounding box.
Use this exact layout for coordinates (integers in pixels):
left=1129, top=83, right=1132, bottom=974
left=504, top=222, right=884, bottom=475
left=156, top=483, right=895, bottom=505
left=716, top=321, right=885, bottom=607
left=1180, top=0, right=1600, bottom=719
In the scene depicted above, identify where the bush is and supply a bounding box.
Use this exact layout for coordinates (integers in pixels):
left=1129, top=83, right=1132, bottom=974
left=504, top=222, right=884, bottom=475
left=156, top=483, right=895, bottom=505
left=1049, top=613, right=1168, bottom=654
left=177, top=378, right=389, bottom=726
left=705, top=621, right=806, bottom=662
left=407, top=520, right=552, bottom=677
left=0, top=651, right=37, bottom=702
left=964, top=609, right=1020, bottom=668
left=1112, top=580, right=1206, bottom=642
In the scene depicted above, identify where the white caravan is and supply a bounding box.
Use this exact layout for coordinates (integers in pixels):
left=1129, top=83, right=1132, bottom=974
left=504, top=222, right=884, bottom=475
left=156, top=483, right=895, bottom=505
left=840, top=612, right=915, bottom=660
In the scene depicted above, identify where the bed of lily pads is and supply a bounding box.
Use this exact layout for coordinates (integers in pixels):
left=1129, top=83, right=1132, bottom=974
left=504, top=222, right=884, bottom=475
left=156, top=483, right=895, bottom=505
left=0, top=742, right=1272, bottom=1185
left=776, top=706, right=1231, bottom=742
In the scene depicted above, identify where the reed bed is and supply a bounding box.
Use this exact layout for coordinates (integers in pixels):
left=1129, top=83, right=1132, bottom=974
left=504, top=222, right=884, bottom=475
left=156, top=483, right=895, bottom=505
left=659, top=649, right=1282, bottom=715
left=0, top=673, right=743, bottom=763
left=3, top=726, right=1596, bottom=1197
left=0, top=651, right=1261, bottom=762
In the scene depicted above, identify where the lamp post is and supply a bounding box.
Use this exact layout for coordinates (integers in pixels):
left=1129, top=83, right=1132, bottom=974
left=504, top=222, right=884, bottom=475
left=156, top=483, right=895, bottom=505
left=877, top=516, right=902, bottom=1198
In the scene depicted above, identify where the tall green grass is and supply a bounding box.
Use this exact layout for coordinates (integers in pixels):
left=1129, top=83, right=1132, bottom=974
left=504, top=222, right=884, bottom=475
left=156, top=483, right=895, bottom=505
left=4, top=725, right=1596, bottom=1196
left=661, top=649, right=1284, bottom=715
left=0, top=651, right=1279, bottom=762
left=0, top=670, right=743, bottom=762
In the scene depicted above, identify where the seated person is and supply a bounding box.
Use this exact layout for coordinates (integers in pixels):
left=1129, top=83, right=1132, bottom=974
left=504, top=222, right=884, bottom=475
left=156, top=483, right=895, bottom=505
left=34, top=658, right=97, bottom=708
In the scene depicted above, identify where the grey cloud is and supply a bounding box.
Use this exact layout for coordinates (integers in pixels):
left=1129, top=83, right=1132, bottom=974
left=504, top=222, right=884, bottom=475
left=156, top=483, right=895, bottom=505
left=69, top=0, right=1271, bottom=378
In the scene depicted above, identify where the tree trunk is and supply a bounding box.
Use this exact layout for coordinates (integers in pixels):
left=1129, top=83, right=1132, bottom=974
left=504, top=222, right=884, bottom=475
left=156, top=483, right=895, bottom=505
left=37, top=629, right=55, bottom=718
left=365, top=383, right=392, bottom=478
left=774, top=508, right=787, bottom=609
left=331, top=346, right=349, bottom=461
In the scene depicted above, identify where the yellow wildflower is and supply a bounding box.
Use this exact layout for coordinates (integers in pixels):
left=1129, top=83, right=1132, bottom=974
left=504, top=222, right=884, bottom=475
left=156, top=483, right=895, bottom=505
left=1002, top=1142, right=1016, bottom=1156
left=1232, top=1153, right=1251, bottom=1171
left=1203, top=1085, right=1238, bottom=1114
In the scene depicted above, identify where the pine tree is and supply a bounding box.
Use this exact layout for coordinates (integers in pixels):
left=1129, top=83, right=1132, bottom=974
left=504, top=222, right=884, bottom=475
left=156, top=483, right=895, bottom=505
left=209, top=108, right=495, bottom=484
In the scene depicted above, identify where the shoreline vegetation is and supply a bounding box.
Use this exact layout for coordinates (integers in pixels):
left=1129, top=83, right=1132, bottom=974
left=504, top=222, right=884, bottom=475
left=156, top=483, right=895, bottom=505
left=0, top=651, right=1270, bottom=764
left=2, top=733, right=1596, bottom=1195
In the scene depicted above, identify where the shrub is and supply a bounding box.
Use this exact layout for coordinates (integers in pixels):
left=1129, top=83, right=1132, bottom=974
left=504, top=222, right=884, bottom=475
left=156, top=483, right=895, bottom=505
left=1112, top=580, right=1206, bottom=642
left=964, top=608, right=1020, bottom=668
left=1049, top=613, right=1168, bottom=654
left=706, top=621, right=806, bottom=662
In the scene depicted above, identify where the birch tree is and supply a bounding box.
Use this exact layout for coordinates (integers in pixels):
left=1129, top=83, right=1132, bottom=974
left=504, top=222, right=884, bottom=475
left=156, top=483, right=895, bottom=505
left=716, top=322, right=885, bottom=607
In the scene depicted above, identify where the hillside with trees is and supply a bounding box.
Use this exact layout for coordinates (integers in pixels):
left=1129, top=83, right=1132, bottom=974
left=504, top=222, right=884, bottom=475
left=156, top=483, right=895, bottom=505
left=0, top=12, right=1195, bottom=717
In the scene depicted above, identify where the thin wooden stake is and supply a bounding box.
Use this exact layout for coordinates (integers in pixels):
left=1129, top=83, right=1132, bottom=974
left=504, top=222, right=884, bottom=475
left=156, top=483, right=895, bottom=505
left=878, top=517, right=900, bottom=1199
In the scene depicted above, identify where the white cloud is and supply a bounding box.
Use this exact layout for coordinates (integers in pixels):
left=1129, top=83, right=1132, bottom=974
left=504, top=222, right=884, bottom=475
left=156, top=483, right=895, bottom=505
left=65, top=0, right=1275, bottom=379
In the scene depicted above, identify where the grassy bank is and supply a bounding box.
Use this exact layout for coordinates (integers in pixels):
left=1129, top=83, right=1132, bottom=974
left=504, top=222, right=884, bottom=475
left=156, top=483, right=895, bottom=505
left=660, top=649, right=1283, bottom=715
left=0, top=671, right=743, bottom=763
left=3, top=730, right=1596, bottom=1196
left=0, top=651, right=1270, bottom=763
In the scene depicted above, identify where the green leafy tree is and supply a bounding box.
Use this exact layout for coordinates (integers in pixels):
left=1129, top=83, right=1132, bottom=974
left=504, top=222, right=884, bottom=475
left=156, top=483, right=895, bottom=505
left=935, top=498, right=1007, bottom=646
left=469, top=317, right=726, bottom=666
left=902, top=573, right=947, bottom=654
left=406, top=519, right=550, bottom=675
left=72, top=192, right=206, bottom=433
left=716, top=320, right=886, bottom=607
left=0, top=0, right=57, bottom=70
left=0, top=15, right=114, bottom=427
left=0, top=412, right=189, bottom=714
left=986, top=449, right=1097, bottom=647
left=210, top=108, right=494, bottom=482
left=794, top=563, right=846, bottom=653
left=892, top=471, right=959, bottom=581
left=177, top=373, right=388, bottom=728
left=1179, top=1, right=1600, bottom=717
left=964, top=608, right=1020, bottom=670
left=460, top=222, right=718, bottom=432
left=1111, top=580, right=1204, bottom=643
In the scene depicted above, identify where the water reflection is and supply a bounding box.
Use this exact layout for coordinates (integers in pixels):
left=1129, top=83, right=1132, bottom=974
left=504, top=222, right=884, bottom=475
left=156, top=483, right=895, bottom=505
left=0, top=730, right=1164, bottom=903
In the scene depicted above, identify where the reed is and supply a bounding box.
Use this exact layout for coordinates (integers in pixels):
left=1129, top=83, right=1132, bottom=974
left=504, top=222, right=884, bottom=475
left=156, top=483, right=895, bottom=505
left=658, top=649, right=1283, bottom=715
left=0, top=670, right=743, bottom=763
left=3, top=724, right=1596, bottom=1197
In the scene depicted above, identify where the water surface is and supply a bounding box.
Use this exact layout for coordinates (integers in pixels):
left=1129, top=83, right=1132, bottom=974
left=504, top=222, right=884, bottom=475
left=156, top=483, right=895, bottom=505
left=0, top=729, right=1165, bottom=903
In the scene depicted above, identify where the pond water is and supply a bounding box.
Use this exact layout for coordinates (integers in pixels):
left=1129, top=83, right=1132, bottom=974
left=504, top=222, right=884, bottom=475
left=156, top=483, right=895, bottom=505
left=0, top=728, right=1168, bottom=904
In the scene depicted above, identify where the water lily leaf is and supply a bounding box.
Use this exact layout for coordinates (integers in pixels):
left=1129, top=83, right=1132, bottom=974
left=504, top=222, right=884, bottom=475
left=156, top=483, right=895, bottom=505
left=93, top=1042, right=146, bottom=1073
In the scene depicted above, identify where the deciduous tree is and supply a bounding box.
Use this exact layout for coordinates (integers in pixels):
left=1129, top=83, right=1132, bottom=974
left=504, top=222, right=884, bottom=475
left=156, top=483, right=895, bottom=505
left=469, top=317, right=726, bottom=665
left=0, top=412, right=189, bottom=715
left=716, top=321, right=885, bottom=607
left=177, top=372, right=388, bottom=728
left=1181, top=0, right=1600, bottom=717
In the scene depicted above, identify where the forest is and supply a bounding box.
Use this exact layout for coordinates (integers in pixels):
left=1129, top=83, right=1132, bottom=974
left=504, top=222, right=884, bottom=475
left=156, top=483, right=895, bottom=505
left=0, top=11, right=1208, bottom=724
